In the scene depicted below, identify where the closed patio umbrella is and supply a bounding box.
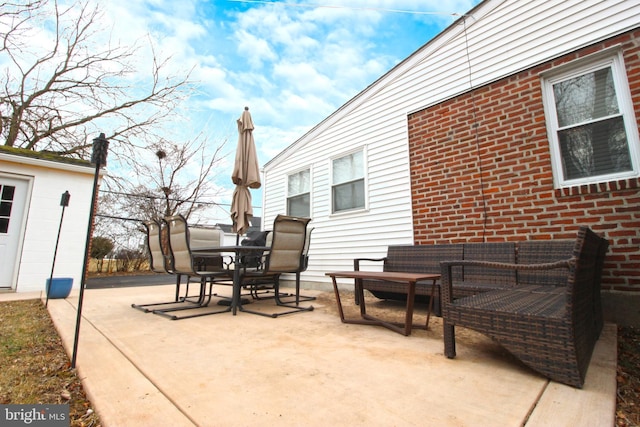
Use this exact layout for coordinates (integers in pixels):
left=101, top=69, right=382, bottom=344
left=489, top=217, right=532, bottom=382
left=231, top=107, right=261, bottom=236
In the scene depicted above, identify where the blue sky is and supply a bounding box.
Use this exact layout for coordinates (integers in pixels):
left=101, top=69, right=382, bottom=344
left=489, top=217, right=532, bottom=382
left=98, top=0, right=482, bottom=222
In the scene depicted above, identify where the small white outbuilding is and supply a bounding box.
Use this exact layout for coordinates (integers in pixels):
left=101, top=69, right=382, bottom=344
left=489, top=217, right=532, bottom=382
left=0, top=147, right=98, bottom=294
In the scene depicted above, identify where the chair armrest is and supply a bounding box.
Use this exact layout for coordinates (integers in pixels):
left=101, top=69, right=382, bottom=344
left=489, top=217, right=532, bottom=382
left=237, top=248, right=271, bottom=273
left=439, top=258, right=574, bottom=304
left=354, top=257, right=387, bottom=270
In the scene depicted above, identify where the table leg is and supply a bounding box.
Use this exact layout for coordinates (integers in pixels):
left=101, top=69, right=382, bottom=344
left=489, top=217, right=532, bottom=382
left=356, top=278, right=367, bottom=317
left=360, top=280, right=416, bottom=336
left=403, top=281, right=417, bottom=336
left=231, top=252, right=241, bottom=315
left=330, top=275, right=346, bottom=322
left=330, top=274, right=427, bottom=336
left=425, top=280, right=436, bottom=330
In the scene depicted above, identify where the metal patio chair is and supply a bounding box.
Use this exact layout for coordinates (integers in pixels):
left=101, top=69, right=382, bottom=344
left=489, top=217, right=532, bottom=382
left=246, top=227, right=316, bottom=305
left=276, top=226, right=316, bottom=305
left=152, top=215, right=233, bottom=320
left=238, top=215, right=315, bottom=317
left=132, top=219, right=196, bottom=312
left=239, top=230, right=275, bottom=300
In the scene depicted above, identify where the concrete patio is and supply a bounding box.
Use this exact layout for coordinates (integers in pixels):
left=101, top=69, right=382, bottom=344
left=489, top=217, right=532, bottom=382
left=2, top=282, right=617, bottom=426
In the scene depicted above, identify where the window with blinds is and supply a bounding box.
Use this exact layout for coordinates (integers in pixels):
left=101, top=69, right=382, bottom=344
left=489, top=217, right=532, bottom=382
left=287, top=169, right=310, bottom=217
left=331, top=149, right=365, bottom=213
left=541, top=49, right=640, bottom=187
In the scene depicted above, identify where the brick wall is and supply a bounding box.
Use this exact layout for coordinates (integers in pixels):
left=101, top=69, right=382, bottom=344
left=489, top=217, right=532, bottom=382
left=408, top=29, right=640, bottom=292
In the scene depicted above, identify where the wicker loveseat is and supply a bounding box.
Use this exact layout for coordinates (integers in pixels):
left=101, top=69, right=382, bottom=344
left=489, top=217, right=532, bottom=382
left=354, top=239, right=577, bottom=316
left=441, top=226, right=608, bottom=388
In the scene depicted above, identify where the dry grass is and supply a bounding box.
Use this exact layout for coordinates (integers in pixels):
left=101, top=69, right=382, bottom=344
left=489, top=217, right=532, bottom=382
left=617, top=325, right=640, bottom=427
left=0, top=299, right=102, bottom=427
left=0, top=295, right=638, bottom=427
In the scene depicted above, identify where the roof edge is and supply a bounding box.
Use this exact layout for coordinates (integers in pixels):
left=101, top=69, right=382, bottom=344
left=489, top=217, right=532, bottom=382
left=264, top=0, right=492, bottom=170
left=0, top=146, right=97, bottom=174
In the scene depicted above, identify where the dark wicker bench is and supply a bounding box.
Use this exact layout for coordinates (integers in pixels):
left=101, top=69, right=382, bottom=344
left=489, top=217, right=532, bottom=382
left=354, top=240, right=576, bottom=316
left=441, top=226, right=608, bottom=388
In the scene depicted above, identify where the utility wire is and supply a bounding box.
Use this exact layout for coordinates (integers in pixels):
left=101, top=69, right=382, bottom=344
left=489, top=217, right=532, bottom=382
left=99, top=189, right=252, bottom=209
left=227, top=0, right=466, bottom=16
left=461, top=16, right=488, bottom=242
left=96, top=189, right=261, bottom=222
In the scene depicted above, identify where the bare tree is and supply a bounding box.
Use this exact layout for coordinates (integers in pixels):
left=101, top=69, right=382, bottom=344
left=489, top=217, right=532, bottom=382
left=112, top=134, right=227, bottom=221
left=3, top=0, right=230, bottom=253
left=93, top=132, right=227, bottom=255
left=0, top=0, right=191, bottom=160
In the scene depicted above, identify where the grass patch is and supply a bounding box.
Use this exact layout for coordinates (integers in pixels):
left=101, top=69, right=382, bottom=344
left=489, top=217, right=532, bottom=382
left=0, top=299, right=101, bottom=426
left=617, top=325, right=640, bottom=427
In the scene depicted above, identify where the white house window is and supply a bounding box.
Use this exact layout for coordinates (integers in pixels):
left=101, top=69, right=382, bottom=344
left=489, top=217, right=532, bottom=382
left=541, top=50, right=640, bottom=187
left=287, top=169, right=310, bottom=217
left=332, top=150, right=365, bottom=213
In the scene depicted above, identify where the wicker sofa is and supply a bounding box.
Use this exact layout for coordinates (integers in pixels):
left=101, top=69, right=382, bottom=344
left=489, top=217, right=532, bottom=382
left=354, top=239, right=577, bottom=316
left=441, top=226, right=608, bottom=388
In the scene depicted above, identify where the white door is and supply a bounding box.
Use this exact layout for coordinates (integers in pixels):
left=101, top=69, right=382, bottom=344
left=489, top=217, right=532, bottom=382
left=0, top=176, right=29, bottom=289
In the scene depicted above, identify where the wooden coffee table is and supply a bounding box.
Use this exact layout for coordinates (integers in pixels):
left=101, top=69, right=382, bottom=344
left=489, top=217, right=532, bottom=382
left=325, top=271, right=440, bottom=336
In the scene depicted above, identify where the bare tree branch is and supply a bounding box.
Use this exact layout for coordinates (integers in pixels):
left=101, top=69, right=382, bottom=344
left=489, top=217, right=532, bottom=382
left=0, top=0, right=192, bottom=159
left=101, top=133, right=228, bottom=225
left=3, top=0, right=231, bottom=247
left=0, top=1, right=46, bottom=53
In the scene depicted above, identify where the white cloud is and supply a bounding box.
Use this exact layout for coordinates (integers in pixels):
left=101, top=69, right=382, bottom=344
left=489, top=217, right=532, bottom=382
left=273, top=61, right=334, bottom=95
left=23, top=0, right=480, bottom=213
left=235, top=29, right=278, bottom=68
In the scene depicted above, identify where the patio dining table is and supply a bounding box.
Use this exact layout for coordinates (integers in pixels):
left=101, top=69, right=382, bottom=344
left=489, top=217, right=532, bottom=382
left=193, top=245, right=270, bottom=315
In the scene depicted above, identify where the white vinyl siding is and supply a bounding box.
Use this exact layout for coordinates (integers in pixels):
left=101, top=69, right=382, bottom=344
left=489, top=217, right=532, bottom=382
left=0, top=154, right=95, bottom=292
left=263, top=0, right=640, bottom=288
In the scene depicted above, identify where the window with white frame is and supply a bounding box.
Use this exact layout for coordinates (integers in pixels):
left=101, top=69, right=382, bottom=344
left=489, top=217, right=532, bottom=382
left=332, top=149, right=365, bottom=213
left=0, top=184, right=15, bottom=233
left=541, top=49, right=640, bottom=187
left=287, top=169, right=310, bottom=217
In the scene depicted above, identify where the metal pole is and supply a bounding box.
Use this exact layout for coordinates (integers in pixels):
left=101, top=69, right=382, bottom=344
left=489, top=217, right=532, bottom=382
left=71, top=133, right=109, bottom=368
left=46, top=191, right=70, bottom=308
